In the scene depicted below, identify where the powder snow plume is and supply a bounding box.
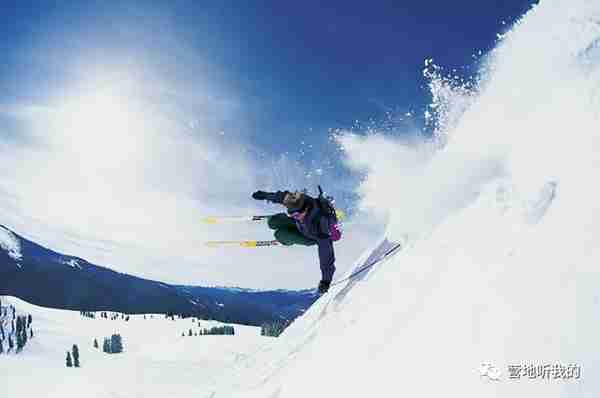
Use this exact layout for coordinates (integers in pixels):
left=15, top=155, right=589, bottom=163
left=212, top=1, right=600, bottom=397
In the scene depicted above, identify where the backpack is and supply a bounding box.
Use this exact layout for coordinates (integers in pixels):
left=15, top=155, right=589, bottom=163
left=314, top=185, right=342, bottom=241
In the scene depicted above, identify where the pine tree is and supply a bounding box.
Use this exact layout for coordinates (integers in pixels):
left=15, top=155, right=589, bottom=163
left=66, top=351, right=73, bottom=367
left=188, top=329, right=192, bottom=336
left=72, top=345, right=80, bottom=367
left=30, top=329, right=33, bottom=339
left=103, top=338, right=111, bottom=353
left=110, top=334, right=123, bottom=353
left=22, top=328, right=27, bottom=348
left=117, top=334, right=123, bottom=353
left=8, top=336, right=13, bottom=352
left=94, top=339, right=99, bottom=349
left=27, top=314, right=32, bottom=328
left=16, top=331, right=22, bottom=352
left=261, top=321, right=286, bottom=337
left=0, top=340, right=3, bottom=354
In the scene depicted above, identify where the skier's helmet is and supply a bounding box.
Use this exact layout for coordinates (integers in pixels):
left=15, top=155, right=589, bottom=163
left=283, top=191, right=306, bottom=214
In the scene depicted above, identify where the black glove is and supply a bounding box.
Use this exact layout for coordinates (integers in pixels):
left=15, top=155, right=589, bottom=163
left=252, top=190, right=268, bottom=200
left=318, top=280, right=331, bottom=294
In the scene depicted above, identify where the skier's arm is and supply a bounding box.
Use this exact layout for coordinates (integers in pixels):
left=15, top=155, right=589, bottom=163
left=317, top=238, right=336, bottom=282
left=252, top=190, right=289, bottom=204
left=265, top=191, right=288, bottom=204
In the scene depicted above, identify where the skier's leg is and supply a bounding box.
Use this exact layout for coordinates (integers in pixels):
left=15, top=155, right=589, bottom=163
left=274, top=228, right=316, bottom=246
left=268, top=213, right=316, bottom=246
left=267, top=213, right=296, bottom=230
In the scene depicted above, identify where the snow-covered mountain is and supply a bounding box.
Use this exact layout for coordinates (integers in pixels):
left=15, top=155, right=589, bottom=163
left=0, top=224, right=316, bottom=325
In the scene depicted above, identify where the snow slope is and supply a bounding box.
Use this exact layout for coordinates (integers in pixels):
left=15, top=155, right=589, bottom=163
left=1, top=296, right=266, bottom=398
left=208, top=1, right=600, bottom=397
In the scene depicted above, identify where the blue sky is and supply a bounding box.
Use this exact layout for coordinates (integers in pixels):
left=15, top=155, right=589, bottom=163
left=2, top=1, right=535, bottom=150
left=0, top=1, right=537, bottom=288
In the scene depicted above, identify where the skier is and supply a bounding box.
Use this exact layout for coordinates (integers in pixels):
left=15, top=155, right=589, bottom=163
left=251, top=189, right=341, bottom=294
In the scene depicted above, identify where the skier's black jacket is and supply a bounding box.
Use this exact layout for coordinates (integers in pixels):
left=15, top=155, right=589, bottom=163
left=264, top=191, right=336, bottom=283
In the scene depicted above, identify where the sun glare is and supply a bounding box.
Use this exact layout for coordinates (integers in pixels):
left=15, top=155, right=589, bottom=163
left=54, top=90, right=145, bottom=169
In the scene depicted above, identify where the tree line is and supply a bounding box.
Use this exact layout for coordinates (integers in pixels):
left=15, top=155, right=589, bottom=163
left=261, top=320, right=290, bottom=337
left=182, top=325, right=235, bottom=337
left=0, top=298, right=34, bottom=354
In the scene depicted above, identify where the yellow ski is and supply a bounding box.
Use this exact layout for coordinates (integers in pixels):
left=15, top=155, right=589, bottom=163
left=205, top=239, right=282, bottom=248
left=202, top=210, right=344, bottom=225
left=202, top=215, right=271, bottom=224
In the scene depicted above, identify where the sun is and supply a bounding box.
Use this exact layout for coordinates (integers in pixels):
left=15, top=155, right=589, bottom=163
left=53, top=89, right=145, bottom=170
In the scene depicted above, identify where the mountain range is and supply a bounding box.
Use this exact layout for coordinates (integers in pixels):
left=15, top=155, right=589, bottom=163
left=0, top=224, right=317, bottom=326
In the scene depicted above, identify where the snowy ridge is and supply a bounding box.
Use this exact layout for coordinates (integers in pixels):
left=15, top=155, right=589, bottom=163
left=0, top=225, right=22, bottom=261
left=60, top=258, right=82, bottom=270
